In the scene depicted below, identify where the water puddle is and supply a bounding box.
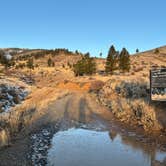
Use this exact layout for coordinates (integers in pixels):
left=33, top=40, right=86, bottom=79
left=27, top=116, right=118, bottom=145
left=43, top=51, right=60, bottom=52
left=47, top=128, right=166, bottom=166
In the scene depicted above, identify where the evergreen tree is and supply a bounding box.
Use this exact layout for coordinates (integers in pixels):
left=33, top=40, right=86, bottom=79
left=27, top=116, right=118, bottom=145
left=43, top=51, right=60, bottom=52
left=0, top=50, right=5, bottom=64
left=0, top=51, right=14, bottom=69
left=67, top=62, right=72, bottom=68
left=47, top=57, right=55, bottom=67
left=27, top=58, right=34, bottom=79
left=47, top=57, right=52, bottom=67
left=136, top=48, right=139, bottom=53
left=75, top=50, right=79, bottom=55
left=119, top=48, right=130, bottom=72
left=27, top=58, right=34, bottom=70
left=105, top=45, right=118, bottom=74
left=154, top=48, right=159, bottom=54
left=73, top=53, right=96, bottom=76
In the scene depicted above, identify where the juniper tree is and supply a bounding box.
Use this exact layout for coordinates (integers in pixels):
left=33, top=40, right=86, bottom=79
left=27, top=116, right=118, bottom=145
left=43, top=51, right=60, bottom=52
left=86, top=56, right=96, bottom=75
left=47, top=57, right=52, bottom=67
left=154, top=48, right=159, bottom=54
left=0, top=51, right=15, bottom=69
left=27, top=58, right=34, bottom=79
left=119, top=48, right=130, bottom=72
left=27, top=58, right=34, bottom=69
left=75, top=50, right=79, bottom=55
left=105, top=45, right=118, bottom=74
left=67, top=62, right=72, bottom=68
left=0, top=50, right=5, bottom=64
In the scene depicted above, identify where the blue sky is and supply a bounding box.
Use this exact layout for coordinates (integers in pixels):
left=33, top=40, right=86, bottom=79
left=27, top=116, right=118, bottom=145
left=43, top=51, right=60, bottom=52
left=0, top=0, right=165, bottom=57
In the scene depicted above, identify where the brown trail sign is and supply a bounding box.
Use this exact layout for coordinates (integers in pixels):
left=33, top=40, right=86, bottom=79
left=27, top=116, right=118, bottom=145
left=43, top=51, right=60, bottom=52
left=150, top=68, right=166, bottom=101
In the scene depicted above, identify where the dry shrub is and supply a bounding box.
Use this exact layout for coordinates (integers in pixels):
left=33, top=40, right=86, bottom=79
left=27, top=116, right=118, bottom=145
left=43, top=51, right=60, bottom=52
left=142, top=73, right=148, bottom=77
left=133, top=62, right=138, bottom=65
left=99, top=79, right=162, bottom=132
left=133, top=66, right=144, bottom=72
left=0, top=129, right=10, bottom=147
left=141, top=61, right=148, bottom=65
left=89, top=80, right=105, bottom=92
left=115, top=81, right=148, bottom=99
left=133, top=65, right=136, bottom=69
left=109, top=98, right=161, bottom=131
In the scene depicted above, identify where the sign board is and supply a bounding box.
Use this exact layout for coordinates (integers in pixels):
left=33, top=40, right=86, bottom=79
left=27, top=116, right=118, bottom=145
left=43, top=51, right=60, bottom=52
left=150, top=68, right=166, bottom=101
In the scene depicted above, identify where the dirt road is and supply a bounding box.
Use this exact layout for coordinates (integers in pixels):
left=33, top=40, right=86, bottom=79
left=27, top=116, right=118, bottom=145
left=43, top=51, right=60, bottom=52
left=44, top=92, right=112, bottom=124
left=0, top=92, right=112, bottom=166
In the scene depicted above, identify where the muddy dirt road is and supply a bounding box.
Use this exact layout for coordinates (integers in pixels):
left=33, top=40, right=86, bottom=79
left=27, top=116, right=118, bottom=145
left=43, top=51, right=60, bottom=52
left=0, top=92, right=112, bottom=166
left=0, top=92, right=165, bottom=166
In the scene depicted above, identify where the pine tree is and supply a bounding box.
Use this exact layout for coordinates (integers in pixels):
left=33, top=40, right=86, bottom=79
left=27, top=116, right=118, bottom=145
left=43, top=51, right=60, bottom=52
left=47, top=57, right=52, bottom=67
left=154, top=48, right=159, bottom=54
left=73, top=53, right=96, bottom=76
left=27, top=58, right=34, bottom=79
left=0, top=50, right=5, bottom=64
left=27, top=58, right=34, bottom=70
left=105, top=45, right=118, bottom=74
left=0, top=51, right=14, bottom=69
left=75, top=50, right=79, bottom=55
left=136, top=48, right=139, bottom=53
left=119, top=48, right=130, bottom=72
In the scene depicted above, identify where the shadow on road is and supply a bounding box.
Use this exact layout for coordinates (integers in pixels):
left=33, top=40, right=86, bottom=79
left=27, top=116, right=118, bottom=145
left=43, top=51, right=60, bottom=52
left=79, top=98, right=86, bottom=123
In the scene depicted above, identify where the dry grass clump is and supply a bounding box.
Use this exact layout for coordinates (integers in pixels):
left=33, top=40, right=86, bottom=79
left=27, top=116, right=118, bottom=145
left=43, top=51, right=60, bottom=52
left=115, top=81, right=148, bottom=99
left=133, top=66, right=144, bottom=72
left=89, top=80, right=105, bottom=92
left=0, top=129, right=10, bottom=147
left=142, top=73, right=148, bottom=77
left=110, top=98, right=161, bottom=131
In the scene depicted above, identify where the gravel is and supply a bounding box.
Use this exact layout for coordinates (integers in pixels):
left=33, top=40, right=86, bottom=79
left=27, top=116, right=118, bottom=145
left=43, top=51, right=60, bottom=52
left=30, top=123, right=60, bottom=166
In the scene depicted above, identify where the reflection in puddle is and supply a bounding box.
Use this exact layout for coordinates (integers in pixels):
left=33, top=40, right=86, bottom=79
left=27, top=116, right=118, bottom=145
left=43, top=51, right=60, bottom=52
left=47, top=128, right=166, bottom=166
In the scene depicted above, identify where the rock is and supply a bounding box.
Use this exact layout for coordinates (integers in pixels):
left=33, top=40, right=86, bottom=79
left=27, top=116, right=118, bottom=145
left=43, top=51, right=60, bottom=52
left=13, top=95, right=21, bottom=104
left=0, top=84, right=28, bottom=113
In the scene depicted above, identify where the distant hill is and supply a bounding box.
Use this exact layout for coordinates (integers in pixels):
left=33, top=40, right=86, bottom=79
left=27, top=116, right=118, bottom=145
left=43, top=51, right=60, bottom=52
left=130, top=45, right=166, bottom=75
left=1, top=45, right=166, bottom=75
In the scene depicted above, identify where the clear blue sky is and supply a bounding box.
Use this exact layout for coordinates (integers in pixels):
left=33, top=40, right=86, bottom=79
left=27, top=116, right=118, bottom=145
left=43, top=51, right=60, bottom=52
left=0, top=0, right=165, bottom=57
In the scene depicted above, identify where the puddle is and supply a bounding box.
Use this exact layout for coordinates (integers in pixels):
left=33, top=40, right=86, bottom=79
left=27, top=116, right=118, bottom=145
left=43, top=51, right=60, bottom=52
left=47, top=128, right=166, bottom=166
